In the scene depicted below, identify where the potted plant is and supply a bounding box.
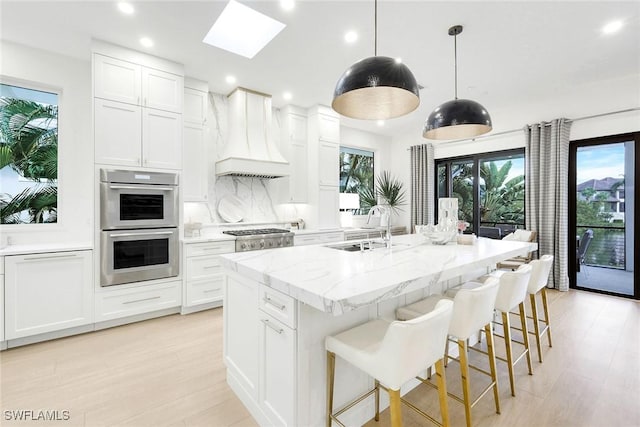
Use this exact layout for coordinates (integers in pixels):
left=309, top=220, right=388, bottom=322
left=359, top=171, right=406, bottom=225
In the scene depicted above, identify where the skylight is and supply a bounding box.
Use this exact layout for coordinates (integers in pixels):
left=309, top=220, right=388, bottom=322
left=203, top=0, right=286, bottom=59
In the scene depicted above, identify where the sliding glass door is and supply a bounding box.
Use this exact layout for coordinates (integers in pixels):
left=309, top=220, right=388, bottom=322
left=569, top=132, right=638, bottom=299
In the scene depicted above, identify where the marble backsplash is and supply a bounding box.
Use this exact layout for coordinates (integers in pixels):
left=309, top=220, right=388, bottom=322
left=184, top=92, right=306, bottom=226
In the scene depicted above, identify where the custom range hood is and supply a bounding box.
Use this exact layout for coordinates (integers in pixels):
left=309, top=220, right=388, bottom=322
left=216, top=87, right=289, bottom=178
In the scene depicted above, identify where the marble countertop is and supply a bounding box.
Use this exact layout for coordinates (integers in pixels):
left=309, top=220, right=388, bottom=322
left=220, top=234, right=537, bottom=315
left=0, top=242, right=93, bottom=256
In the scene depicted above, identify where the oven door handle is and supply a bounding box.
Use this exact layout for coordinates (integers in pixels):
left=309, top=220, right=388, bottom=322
left=109, top=231, right=175, bottom=238
left=108, top=185, right=175, bottom=191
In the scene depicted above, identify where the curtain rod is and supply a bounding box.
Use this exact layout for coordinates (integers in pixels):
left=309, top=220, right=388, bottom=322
left=408, top=106, right=640, bottom=149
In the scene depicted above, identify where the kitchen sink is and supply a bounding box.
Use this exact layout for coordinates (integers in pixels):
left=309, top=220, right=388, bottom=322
left=326, top=241, right=389, bottom=252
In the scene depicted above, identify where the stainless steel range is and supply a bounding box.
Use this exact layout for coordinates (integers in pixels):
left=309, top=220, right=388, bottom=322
left=223, top=228, right=294, bottom=252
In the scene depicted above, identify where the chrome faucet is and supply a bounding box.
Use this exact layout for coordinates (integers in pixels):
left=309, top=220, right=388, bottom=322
left=367, top=205, right=391, bottom=248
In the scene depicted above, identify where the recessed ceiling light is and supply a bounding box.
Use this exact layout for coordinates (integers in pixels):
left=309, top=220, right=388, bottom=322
left=283, top=92, right=292, bottom=101
left=344, top=31, right=358, bottom=44
left=602, top=20, right=623, bottom=35
left=377, top=120, right=385, bottom=126
left=203, top=0, right=286, bottom=59
left=117, top=2, right=134, bottom=15
left=280, top=0, right=295, bottom=11
left=395, top=57, right=402, bottom=64
left=140, top=37, right=154, bottom=48
left=226, top=75, right=237, bottom=84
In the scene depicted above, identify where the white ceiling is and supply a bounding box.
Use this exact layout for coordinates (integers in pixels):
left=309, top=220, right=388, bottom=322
left=1, top=1, right=639, bottom=137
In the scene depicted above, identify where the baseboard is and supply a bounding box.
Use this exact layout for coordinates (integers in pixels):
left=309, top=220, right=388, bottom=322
left=5, top=324, right=95, bottom=349
left=94, top=307, right=180, bottom=331
left=180, top=300, right=223, bottom=315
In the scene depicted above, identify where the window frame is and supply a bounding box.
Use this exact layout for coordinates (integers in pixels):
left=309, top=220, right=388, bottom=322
left=0, top=75, right=63, bottom=229
left=339, top=145, right=375, bottom=216
left=435, top=148, right=526, bottom=235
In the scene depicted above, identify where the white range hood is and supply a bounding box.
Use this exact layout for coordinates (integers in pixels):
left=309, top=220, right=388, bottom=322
left=216, top=87, right=289, bottom=178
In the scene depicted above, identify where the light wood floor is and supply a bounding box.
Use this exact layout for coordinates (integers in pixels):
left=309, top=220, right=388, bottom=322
left=1, top=289, right=638, bottom=427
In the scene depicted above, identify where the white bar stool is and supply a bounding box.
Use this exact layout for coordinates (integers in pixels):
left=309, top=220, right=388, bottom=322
left=325, top=299, right=454, bottom=427
left=526, top=255, right=554, bottom=362
left=452, top=264, right=533, bottom=397
left=396, top=278, right=501, bottom=427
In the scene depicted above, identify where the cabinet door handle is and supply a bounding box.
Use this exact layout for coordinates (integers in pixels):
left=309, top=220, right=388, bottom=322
left=203, top=288, right=221, bottom=294
left=23, top=253, right=79, bottom=261
left=122, top=296, right=161, bottom=305
left=137, top=96, right=140, bottom=105
left=261, top=319, right=284, bottom=334
left=109, top=231, right=174, bottom=238
left=263, top=296, right=286, bottom=311
left=109, top=185, right=175, bottom=191
left=203, top=265, right=219, bottom=270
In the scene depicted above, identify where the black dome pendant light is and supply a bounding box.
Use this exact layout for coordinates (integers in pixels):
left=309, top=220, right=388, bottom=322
left=332, top=0, right=420, bottom=120
left=423, top=25, right=492, bottom=140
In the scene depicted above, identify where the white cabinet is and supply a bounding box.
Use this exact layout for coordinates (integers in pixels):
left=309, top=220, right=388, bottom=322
left=4, top=251, right=93, bottom=340
left=142, top=67, right=183, bottom=113
left=94, top=55, right=141, bottom=105
left=279, top=107, right=308, bottom=203
left=183, top=241, right=234, bottom=310
left=259, top=313, right=296, bottom=426
left=142, top=108, right=182, bottom=169
left=225, top=272, right=297, bottom=427
left=182, top=80, right=209, bottom=202
left=95, top=280, right=181, bottom=322
left=307, top=106, right=340, bottom=230
left=94, top=99, right=142, bottom=166
left=94, top=54, right=182, bottom=113
left=224, top=273, right=260, bottom=400
left=184, top=87, right=208, bottom=125
left=319, top=140, right=340, bottom=186
left=93, top=52, right=183, bottom=170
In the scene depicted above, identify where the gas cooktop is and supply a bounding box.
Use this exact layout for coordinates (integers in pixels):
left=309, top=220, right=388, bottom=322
left=223, top=228, right=290, bottom=237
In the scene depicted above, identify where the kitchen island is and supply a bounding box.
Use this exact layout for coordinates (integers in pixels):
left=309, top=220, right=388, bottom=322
left=220, top=234, right=536, bottom=426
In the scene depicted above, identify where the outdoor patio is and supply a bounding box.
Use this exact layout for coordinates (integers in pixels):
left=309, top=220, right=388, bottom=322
left=577, top=264, right=634, bottom=295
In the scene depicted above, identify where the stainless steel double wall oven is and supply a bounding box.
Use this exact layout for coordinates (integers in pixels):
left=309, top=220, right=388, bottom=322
left=100, top=169, right=179, bottom=286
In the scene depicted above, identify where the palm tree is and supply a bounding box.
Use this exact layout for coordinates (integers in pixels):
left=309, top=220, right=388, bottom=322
left=0, top=97, right=58, bottom=223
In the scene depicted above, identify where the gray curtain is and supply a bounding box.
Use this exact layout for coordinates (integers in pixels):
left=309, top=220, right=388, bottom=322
left=524, top=118, right=572, bottom=291
left=410, top=143, right=435, bottom=231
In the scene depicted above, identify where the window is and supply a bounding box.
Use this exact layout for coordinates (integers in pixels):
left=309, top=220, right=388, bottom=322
left=0, top=83, right=58, bottom=224
left=339, top=146, right=374, bottom=214
left=436, top=149, right=525, bottom=238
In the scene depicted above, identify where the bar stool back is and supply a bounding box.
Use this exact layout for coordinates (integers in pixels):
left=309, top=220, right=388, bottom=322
left=326, top=299, right=454, bottom=427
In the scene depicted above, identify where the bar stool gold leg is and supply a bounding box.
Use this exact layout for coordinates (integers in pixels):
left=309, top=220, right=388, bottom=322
left=458, top=339, right=473, bottom=427
left=388, top=389, right=403, bottom=427
left=326, top=351, right=335, bottom=427
left=374, top=379, right=380, bottom=421
left=444, top=337, right=450, bottom=368
left=541, top=288, right=553, bottom=348
left=435, top=359, right=450, bottom=427
left=485, top=323, right=501, bottom=414
left=519, top=302, right=533, bottom=375
left=530, top=293, right=543, bottom=362
left=501, top=312, right=516, bottom=396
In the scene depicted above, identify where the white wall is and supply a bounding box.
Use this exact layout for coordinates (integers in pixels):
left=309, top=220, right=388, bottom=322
left=389, top=72, right=640, bottom=231
left=0, top=41, right=93, bottom=246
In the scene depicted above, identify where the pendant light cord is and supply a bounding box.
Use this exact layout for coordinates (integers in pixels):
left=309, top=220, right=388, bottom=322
left=374, top=0, right=378, bottom=56
left=454, top=31, right=458, bottom=100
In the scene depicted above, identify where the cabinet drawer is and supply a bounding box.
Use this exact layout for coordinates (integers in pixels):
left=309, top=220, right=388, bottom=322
left=319, top=231, right=344, bottom=243
left=186, top=276, right=224, bottom=306
left=259, top=286, right=296, bottom=329
left=187, top=256, right=223, bottom=281
left=95, top=281, right=181, bottom=322
left=186, top=241, right=235, bottom=257
left=294, top=235, right=321, bottom=246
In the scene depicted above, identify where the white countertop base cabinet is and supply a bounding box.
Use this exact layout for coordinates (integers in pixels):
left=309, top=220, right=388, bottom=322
left=4, top=250, right=93, bottom=340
